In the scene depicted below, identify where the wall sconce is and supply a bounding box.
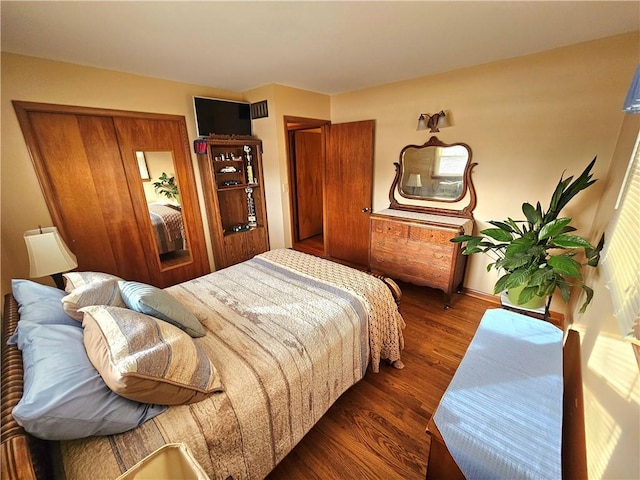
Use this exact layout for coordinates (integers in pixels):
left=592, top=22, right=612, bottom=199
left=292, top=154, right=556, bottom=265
left=417, top=110, right=448, bottom=132
left=24, top=226, right=78, bottom=289
left=623, top=64, right=640, bottom=114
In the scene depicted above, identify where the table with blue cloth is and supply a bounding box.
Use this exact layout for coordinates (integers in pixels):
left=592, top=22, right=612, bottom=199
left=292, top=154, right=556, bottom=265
left=427, top=308, right=564, bottom=480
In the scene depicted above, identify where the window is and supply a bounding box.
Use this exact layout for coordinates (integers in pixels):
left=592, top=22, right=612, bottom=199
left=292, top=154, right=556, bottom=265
left=435, top=145, right=467, bottom=176
left=601, top=133, right=640, bottom=346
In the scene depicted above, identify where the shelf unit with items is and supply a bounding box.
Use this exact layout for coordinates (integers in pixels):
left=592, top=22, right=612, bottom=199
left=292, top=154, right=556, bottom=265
left=196, top=135, right=269, bottom=269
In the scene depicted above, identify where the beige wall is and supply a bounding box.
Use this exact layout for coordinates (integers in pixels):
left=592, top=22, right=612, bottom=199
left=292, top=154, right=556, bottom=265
left=331, top=32, right=638, bottom=317
left=1, top=54, right=330, bottom=295
left=243, top=84, right=330, bottom=251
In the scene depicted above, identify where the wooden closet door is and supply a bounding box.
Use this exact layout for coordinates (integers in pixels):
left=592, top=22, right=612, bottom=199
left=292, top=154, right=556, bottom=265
left=113, top=117, right=209, bottom=287
left=324, top=120, right=375, bottom=267
left=24, top=111, right=152, bottom=283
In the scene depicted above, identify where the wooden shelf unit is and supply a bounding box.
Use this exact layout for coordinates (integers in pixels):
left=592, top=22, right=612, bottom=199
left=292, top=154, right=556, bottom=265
left=197, top=136, right=269, bottom=269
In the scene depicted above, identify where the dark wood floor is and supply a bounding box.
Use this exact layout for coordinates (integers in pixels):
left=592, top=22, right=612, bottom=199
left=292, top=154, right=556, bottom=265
left=292, top=234, right=324, bottom=257
left=268, top=282, right=491, bottom=479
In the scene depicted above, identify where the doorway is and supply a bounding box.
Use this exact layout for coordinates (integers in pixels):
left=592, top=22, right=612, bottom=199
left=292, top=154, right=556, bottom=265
left=285, top=117, right=329, bottom=257
left=284, top=116, right=375, bottom=268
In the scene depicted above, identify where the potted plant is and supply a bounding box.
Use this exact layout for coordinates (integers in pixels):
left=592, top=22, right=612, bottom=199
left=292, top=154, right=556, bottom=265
left=153, top=172, right=180, bottom=203
left=451, top=158, right=602, bottom=313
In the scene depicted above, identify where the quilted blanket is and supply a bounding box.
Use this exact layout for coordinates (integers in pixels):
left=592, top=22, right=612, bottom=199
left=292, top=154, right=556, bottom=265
left=59, top=249, right=405, bottom=479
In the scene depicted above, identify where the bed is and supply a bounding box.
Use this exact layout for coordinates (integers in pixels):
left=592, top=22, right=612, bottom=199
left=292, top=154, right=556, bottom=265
left=148, top=203, right=185, bottom=254
left=1, top=249, right=404, bottom=480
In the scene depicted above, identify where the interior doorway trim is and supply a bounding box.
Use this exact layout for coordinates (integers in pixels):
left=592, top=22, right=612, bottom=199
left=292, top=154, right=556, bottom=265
left=283, top=116, right=330, bottom=256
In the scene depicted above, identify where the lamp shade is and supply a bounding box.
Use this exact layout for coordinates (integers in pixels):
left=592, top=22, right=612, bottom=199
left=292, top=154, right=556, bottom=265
left=436, top=113, right=449, bottom=129
left=406, top=173, right=423, bottom=187
left=24, top=227, right=78, bottom=278
left=623, top=65, right=640, bottom=114
left=417, top=114, right=428, bottom=131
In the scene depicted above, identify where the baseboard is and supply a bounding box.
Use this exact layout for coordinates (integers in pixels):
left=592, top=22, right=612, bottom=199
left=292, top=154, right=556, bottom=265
left=461, top=287, right=565, bottom=328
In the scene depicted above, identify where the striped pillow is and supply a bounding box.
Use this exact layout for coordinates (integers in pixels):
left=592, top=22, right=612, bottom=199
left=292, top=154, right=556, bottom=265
left=63, top=271, right=122, bottom=293
left=61, top=279, right=126, bottom=321
left=81, top=306, right=223, bottom=405
left=118, top=281, right=205, bottom=337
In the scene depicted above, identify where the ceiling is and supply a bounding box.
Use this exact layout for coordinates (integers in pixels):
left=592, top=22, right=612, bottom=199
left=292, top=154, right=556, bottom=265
left=2, top=1, right=639, bottom=95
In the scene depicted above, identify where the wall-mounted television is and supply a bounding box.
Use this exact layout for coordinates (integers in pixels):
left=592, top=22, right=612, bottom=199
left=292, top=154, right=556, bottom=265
left=193, top=96, right=252, bottom=137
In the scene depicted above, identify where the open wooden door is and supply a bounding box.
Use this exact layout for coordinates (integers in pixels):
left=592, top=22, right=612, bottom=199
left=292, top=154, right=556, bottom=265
left=324, top=120, right=375, bottom=267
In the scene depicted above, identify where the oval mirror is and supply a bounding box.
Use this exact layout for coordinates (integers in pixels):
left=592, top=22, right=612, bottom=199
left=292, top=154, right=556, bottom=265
left=399, top=143, right=469, bottom=201
left=137, top=150, right=192, bottom=270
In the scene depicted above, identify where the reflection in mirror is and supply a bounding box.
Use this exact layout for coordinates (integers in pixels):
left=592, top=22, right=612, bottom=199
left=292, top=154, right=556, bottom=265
left=400, top=144, right=469, bottom=201
left=137, top=151, right=192, bottom=270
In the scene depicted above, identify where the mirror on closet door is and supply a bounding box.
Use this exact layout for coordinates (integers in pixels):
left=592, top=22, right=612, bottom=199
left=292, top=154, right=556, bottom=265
left=136, top=150, right=192, bottom=270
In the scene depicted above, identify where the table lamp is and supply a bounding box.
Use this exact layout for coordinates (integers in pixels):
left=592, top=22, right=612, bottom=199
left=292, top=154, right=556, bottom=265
left=24, top=226, right=78, bottom=289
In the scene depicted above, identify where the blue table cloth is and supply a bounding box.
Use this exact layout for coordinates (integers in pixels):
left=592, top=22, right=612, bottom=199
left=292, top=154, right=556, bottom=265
left=433, top=308, right=563, bottom=479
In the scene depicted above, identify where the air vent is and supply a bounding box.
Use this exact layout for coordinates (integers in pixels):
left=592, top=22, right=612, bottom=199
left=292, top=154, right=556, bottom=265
left=251, top=100, right=269, bottom=119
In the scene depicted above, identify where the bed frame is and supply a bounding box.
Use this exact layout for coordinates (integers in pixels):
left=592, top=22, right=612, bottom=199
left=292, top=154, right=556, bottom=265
left=1, top=294, right=53, bottom=480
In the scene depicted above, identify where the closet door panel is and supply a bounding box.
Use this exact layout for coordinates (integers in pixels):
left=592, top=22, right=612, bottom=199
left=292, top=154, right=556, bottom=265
left=113, top=117, right=209, bottom=287
left=28, top=112, right=150, bottom=282
left=76, top=115, right=152, bottom=281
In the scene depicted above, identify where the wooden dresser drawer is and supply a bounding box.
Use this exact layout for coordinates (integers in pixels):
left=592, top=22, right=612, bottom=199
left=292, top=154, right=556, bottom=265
left=371, top=230, right=451, bottom=269
left=370, top=213, right=472, bottom=306
left=370, top=252, right=450, bottom=290
left=370, top=236, right=451, bottom=290
left=409, top=225, right=457, bottom=245
left=371, top=218, right=409, bottom=237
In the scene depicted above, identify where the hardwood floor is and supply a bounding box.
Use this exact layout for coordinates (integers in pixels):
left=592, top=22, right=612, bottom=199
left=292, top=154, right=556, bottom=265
left=293, top=234, right=325, bottom=257
left=268, top=282, right=492, bottom=479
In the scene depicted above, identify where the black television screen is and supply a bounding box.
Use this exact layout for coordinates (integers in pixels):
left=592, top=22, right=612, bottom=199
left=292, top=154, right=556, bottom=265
left=193, top=96, right=252, bottom=137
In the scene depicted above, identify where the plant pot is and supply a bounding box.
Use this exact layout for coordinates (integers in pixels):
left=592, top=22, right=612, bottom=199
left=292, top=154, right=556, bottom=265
left=507, top=285, right=547, bottom=309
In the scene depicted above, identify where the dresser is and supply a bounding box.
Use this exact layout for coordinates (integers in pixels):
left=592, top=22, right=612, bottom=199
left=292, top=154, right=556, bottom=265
left=370, top=209, right=473, bottom=308
left=370, top=136, right=477, bottom=308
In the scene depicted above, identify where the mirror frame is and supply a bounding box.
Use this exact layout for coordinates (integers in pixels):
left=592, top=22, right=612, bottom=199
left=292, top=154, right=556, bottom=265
left=389, top=136, right=477, bottom=218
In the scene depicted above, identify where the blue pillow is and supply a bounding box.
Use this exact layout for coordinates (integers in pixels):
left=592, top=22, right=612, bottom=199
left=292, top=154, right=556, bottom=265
left=119, top=281, right=205, bottom=337
left=11, top=279, right=78, bottom=327
left=9, top=322, right=166, bottom=440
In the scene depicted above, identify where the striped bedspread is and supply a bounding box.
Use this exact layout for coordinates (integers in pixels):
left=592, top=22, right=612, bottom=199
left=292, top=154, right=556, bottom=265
left=59, top=249, right=405, bottom=479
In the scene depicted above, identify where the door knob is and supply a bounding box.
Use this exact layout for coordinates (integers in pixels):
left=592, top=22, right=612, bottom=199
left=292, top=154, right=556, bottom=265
left=361, top=207, right=371, bottom=213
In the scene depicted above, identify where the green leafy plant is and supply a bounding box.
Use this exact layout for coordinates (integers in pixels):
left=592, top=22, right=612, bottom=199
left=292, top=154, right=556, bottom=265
left=153, top=172, right=179, bottom=202
left=452, top=158, right=602, bottom=313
